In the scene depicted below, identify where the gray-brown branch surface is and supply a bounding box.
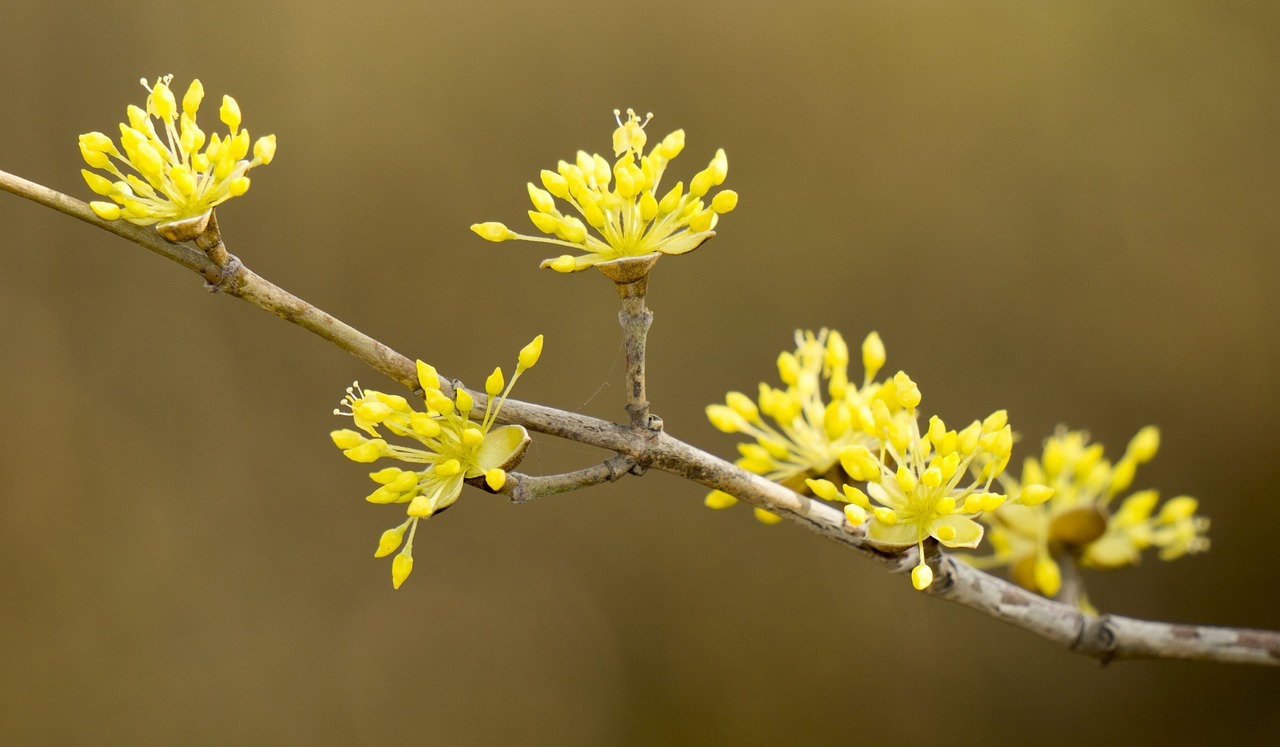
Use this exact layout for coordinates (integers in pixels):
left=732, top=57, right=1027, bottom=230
left=3, top=168, right=1277, bottom=667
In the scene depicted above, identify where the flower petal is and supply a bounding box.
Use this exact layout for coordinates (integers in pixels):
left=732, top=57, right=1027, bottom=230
left=933, top=515, right=984, bottom=549
left=865, top=518, right=921, bottom=548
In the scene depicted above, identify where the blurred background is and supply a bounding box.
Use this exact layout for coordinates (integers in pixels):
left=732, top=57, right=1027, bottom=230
left=2, top=0, right=1278, bottom=743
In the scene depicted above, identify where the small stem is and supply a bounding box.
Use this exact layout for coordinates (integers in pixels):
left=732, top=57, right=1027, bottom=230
left=195, top=211, right=230, bottom=266
left=505, top=454, right=636, bottom=503
left=616, top=279, right=655, bottom=429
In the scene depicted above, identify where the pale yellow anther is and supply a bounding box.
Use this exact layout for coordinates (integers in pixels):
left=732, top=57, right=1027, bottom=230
left=935, top=525, right=957, bottom=542
left=485, top=367, right=505, bottom=397
left=220, top=95, right=241, bottom=134
left=912, top=562, right=934, bottom=590
left=435, top=459, right=462, bottom=477
left=391, top=552, right=414, bottom=589
left=936, top=497, right=957, bottom=514
left=963, top=494, right=984, bottom=514
left=228, top=177, right=250, bottom=197
left=805, top=478, right=840, bottom=501
left=461, top=428, right=484, bottom=447
left=844, top=504, right=868, bottom=526
left=711, top=190, right=738, bottom=214
left=704, top=490, right=739, bottom=509
left=517, top=334, right=544, bottom=372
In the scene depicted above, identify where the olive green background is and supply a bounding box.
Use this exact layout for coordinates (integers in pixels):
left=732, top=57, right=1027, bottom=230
left=2, top=1, right=1278, bottom=744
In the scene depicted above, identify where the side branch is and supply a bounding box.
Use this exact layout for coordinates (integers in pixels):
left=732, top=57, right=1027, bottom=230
left=504, top=454, right=637, bottom=503
left=3, top=172, right=1277, bottom=666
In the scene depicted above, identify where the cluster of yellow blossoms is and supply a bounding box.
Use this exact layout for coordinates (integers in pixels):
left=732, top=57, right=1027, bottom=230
left=77, top=79, right=1210, bottom=601
left=79, top=75, right=275, bottom=236
left=471, top=109, right=738, bottom=274
left=969, top=427, right=1210, bottom=610
left=329, top=337, right=543, bottom=588
left=706, top=330, right=1054, bottom=590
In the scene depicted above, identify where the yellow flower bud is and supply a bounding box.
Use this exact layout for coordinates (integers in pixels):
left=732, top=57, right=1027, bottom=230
left=862, top=332, right=886, bottom=380
left=1019, top=484, right=1055, bottom=506
left=704, top=490, right=739, bottom=509
left=518, top=334, right=544, bottom=372
left=844, top=504, right=868, bottom=526
left=754, top=508, right=784, bottom=525
left=182, top=79, right=204, bottom=116
left=471, top=222, right=516, bottom=242
left=375, top=524, right=408, bottom=558
left=711, top=190, right=738, bottom=214
left=330, top=429, right=365, bottom=449
left=391, top=552, right=413, bottom=589
left=485, top=367, right=505, bottom=397
left=220, top=95, right=241, bottom=134
left=805, top=478, right=840, bottom=501
left=416, top=360, right=440, bottom=392
left=485, top=468, right=507, bottom=491
left=90, top=201, right=122, bottom=220
left=254, top=134, right=277, bottom=164
left=912, top=562, right=934, bottom=590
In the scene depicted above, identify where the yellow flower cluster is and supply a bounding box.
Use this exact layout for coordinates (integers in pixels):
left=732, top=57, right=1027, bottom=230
left=703, top=329, right=904, bottom=524
left=707, top=330, right=1053, bottom=589
left=972, top=427, right=1209, bottom=607
left=472, top=109, right=737, bottom=273
left=79, top=75, right=276, bottom=235
left=330, top=336, right=544, bottom=588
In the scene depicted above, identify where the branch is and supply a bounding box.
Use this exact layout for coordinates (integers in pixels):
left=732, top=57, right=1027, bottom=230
left=3, top=169, right=1277, bottom=667
left=503, top=454, right=637, bottom=503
